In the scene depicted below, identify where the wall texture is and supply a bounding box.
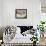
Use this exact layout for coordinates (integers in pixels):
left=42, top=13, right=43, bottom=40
left=0, top=0, right=41, bottom=28
left=0, top=0, right=2, bottom=26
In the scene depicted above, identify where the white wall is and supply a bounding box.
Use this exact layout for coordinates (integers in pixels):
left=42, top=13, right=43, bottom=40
left=0, top=0, right=3, bottom=26
left=32, top=0, right=41, bottom=28
left=1, top=0, right=41, bottom=27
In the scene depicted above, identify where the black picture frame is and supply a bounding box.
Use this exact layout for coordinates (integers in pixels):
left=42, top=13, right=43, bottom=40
left=15, top=9, right=27, bottom=19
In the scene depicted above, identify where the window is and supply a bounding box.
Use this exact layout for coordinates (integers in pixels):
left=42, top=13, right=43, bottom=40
left=41, top=0, right=46, bottom=13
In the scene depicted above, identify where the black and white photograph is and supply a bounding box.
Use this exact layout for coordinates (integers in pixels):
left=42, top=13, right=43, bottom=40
left=15, top=9, right=27, bottom=19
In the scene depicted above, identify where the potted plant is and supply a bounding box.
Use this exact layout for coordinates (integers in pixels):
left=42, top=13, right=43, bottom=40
left=37, top=21, right=45, bottom=37
left=31, top=35, right=38, bottom=46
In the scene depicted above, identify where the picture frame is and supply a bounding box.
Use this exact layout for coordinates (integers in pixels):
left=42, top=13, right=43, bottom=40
left=15, top=9, right=27, bottom=19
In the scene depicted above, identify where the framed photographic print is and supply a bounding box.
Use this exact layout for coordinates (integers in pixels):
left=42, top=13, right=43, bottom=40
left=15, top=9, right=27, bottom=19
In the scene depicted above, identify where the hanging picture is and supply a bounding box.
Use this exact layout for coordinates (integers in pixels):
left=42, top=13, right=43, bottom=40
left=15, top=9, right=27, bottom=19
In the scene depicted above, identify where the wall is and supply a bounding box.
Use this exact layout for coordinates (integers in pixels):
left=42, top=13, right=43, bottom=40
left=2, top=0, right=41, bottom=27
left=32, top=0, right=41, bottom=28
left=0, top=0, right=3, bottom=26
